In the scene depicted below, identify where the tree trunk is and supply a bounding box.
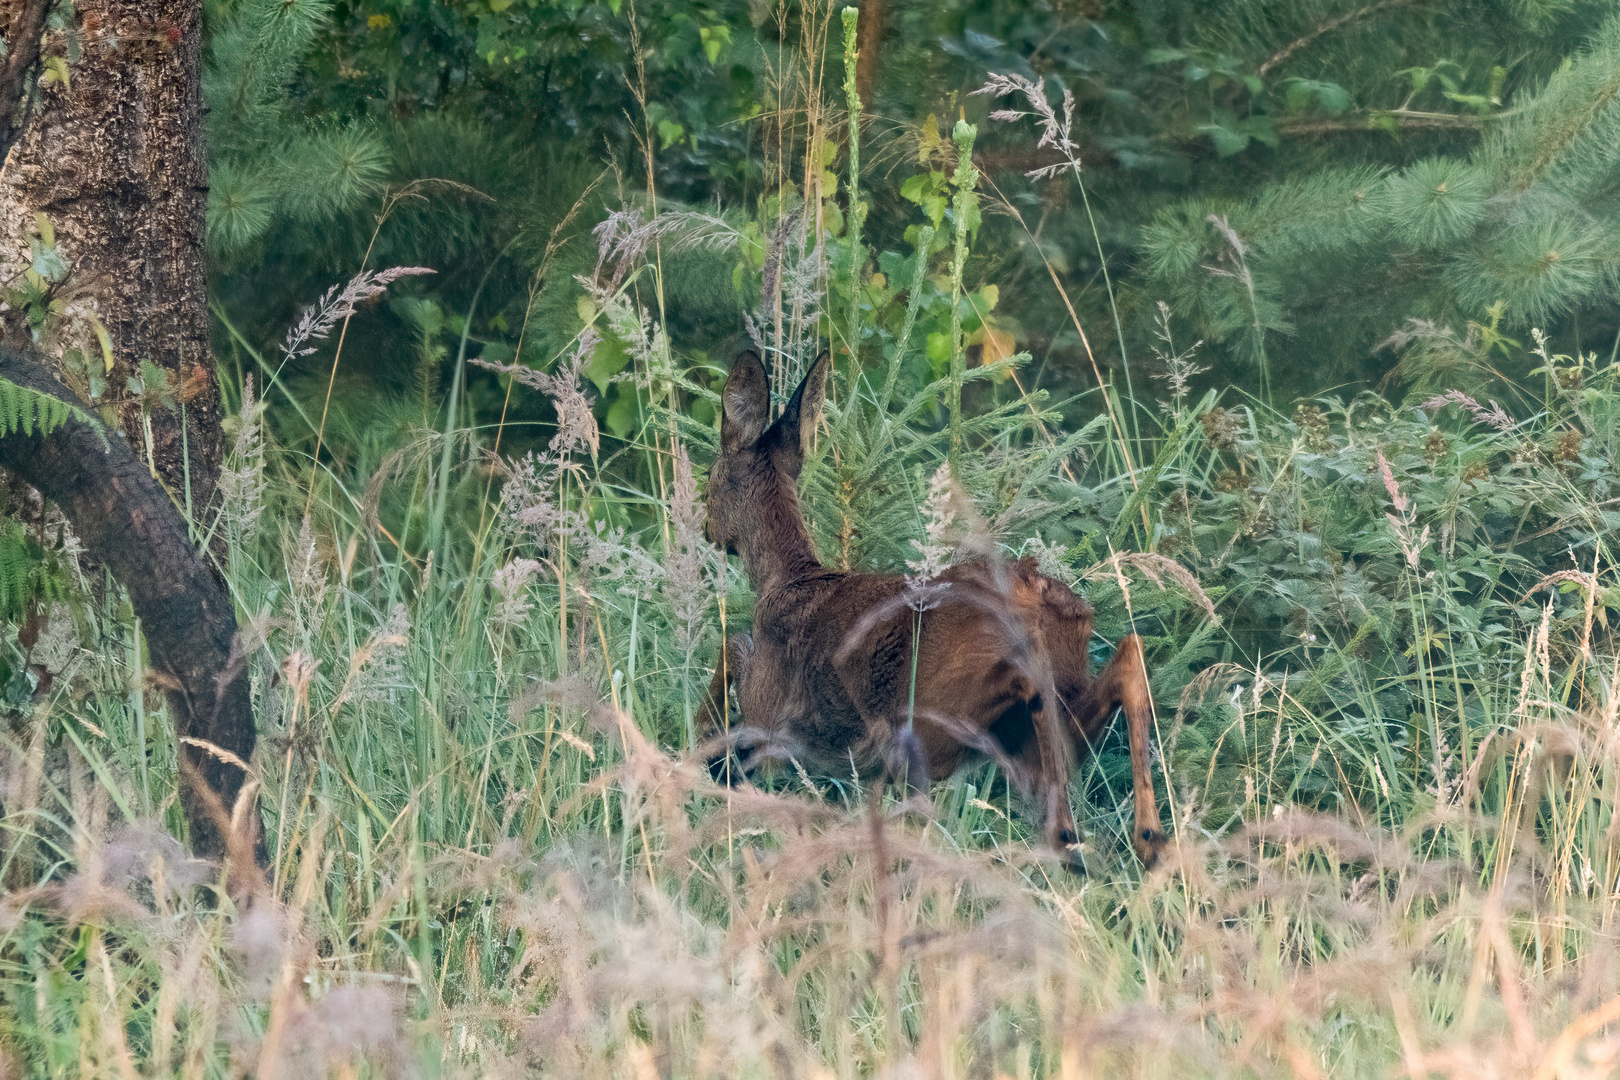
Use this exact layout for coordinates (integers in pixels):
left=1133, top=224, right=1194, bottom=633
left=855, top=0, right=884, bottom=113
left=0, top=344, right=255, bottom=862
left=2, top=0, right=220, bottom=517
left=0, top=0, right=52, bottom=160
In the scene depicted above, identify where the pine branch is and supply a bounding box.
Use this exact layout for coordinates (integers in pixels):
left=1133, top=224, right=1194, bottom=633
left=1274, top=109, right=1493, bottom=136
left=976, top=108, right=1489, bottom=179
left=1510, top=51, right=1620, bottom=192
left=1257, top=0, right=1420, bottom=77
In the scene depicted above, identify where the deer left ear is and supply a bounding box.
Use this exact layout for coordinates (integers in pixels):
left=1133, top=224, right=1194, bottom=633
left=770, top=352, right=829, bottom=469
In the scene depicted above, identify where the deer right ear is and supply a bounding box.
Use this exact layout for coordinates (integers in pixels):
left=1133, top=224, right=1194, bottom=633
left=784, top=351, right=830, bottom=458
left=721, top=350, right=770, bottom=452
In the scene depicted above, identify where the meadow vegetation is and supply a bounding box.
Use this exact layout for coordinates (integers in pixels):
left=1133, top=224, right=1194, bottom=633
left=6, top=2, right=1620, bottom=1077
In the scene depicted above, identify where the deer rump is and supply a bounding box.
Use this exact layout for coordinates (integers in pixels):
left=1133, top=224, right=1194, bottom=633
left=713, top=559, right=1094, bottom=790
left=698, top=348, right=1165, bottom=870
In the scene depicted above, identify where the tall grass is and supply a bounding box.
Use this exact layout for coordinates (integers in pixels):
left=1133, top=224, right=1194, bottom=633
left=6, top=331, right=1620, bottom=1076
left=7, top=9, right=1620, bottom=1077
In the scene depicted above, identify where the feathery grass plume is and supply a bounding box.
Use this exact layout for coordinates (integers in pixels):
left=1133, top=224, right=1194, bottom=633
left=578, top=519, right=661, bottom=596
left=903, top=463, right=988, bottom=614
left=742, top=205, right=826, bottom=382
left=280, top=266, right=436, bottom=363
left=1150, top=300, right=1207, bottom=410
left=1377, top=448, right=1430, bottom=569
left=592, top=286, right=672, bottom=395
left=491, top=557, right=542, bottom=634
left=1421, top=389, right=1516, bottom=430
left=1203, top=212, right=1273, bottom=397
left=350, top=602, right=411, bottom=705
left=759, top=205, right=801, bottom=317
left=588, top=205, right=746, bottom=295
left=218, top=374, right=267, bottom=541
left=775, top=230, right=828, bottom=371
left=905, top=466, right=959, bottom=598
left=264, top=985, right=409, bottom=1080
left=974, top=71, right=1082, bottom=181
left=500, top=451, right=571, bottom=544
left=287, top=514, right=326, bottom=617
left=473, top=326, right=601, bottom=460
left=1089, top=551, right=1219, bottom=627
left=1378, top=317, right=1510, bottom=397
left=662, top=442, right=712, bottom=655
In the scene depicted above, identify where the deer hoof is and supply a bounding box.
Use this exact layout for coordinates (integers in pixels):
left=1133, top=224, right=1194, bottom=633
left=705, top=728, right=769, bottom=786
left=1054, top=828, right=1086, bottom=875
left=1133, top=827, right=1167, bottom=869
left=706, top=752, right=746, bottom=786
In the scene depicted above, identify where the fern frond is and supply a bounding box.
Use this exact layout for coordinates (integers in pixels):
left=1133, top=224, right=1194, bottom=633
left=0, top=521, right=31, bottom=621
left=0, top=375, right=82, bottom=437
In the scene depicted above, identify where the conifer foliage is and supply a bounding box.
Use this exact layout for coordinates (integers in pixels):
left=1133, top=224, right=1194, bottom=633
left=1130, top=4, right=1620, bottom=395
left=205, top=0, right=389, bottom=261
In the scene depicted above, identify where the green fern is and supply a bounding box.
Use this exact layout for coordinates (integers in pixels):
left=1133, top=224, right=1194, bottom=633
left=0, top=522, right=29, bottom=622
left=0, top=375, right=82, bottom=437
left=0, top=518, right=73, bottom=625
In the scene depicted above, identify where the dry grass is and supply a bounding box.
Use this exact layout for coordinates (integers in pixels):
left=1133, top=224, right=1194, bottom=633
left=3, top=644, right=1620, bottom=1079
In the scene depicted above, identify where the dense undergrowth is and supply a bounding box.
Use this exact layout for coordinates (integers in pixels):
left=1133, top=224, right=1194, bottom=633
left=5, top=293, right=1620, bottom=1076
left=7, top=18, right=1620, bottom=1077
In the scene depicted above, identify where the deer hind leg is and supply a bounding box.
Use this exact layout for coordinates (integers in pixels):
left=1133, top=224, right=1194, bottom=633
left=1029, top=691, right=1085, bottom=873
left=984, top=683, right=1084, bottom=873
left=1082, top=633, right=1166, bottom=868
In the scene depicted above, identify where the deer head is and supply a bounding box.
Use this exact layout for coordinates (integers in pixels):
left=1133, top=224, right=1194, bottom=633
left=704, top=350, right=829, bottom=579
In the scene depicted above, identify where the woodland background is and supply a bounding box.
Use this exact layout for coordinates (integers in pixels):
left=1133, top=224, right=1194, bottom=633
left=3, top=0, right=1620, bottom=1076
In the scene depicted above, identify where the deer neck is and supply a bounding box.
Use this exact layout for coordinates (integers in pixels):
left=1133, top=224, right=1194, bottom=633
left=738, top=472, right=822, bottom=591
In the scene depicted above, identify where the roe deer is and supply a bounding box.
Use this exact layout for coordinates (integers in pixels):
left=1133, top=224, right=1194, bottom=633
left=697, top=350, right=1166, bottom=870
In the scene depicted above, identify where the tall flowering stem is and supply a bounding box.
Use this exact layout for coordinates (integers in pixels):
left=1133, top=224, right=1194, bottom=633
left=842, top=7, right=866, bottom=383
left=976, top=72, right=1149, bottom=528
left=294, top=266, right=436, bottom=511
left=947, top=121, right=978, bottom=473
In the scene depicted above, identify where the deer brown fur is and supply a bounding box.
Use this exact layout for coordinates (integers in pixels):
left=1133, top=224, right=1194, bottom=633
left=697, top=350, right=1167, bottom=870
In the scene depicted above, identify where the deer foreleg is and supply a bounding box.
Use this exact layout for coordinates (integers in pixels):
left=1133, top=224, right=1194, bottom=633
left=695, top=633, right=752, bottom=741
left=1088, top=633, right=1166, bottom=868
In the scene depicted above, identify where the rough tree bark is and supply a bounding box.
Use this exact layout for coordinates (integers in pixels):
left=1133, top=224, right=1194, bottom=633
left=2, top=0, right=221, bottom=514
left=0, top=0, right=51, bottom=159
left=0, top=345, right=255, bottom=860
left=855, top=0, right=884, bottom=113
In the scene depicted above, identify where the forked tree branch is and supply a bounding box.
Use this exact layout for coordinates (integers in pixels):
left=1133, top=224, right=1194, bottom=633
left=0, top=344, right=258, bottom=861
left=1257, top=0, right=1418, bottom=77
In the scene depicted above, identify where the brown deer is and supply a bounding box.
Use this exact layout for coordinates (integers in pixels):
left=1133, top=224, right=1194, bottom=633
left=697, top=350, right=1166, bottom=870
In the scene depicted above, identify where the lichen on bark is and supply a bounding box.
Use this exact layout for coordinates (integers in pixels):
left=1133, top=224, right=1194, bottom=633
left=1, top=0, right=221, bottom=515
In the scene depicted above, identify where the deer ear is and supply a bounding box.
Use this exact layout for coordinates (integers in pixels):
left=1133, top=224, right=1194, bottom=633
left=772, top=351, right=830, bottom=465
left=721, top=350, right=770, bottom=452
left=796, top=352, right=830, bottom=456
